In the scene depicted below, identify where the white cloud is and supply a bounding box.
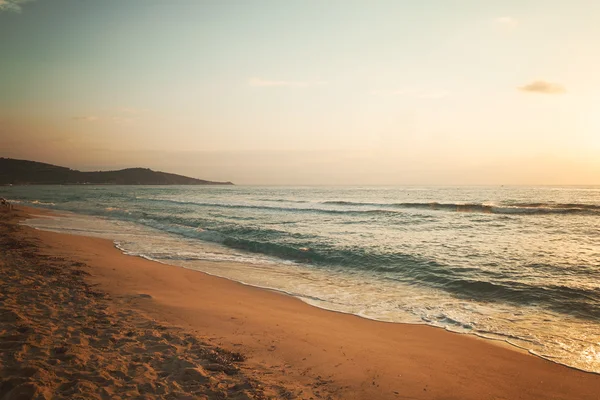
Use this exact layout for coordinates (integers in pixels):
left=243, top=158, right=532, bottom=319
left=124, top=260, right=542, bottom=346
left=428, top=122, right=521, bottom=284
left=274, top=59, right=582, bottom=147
left=0, top=0, right=34, bottom=13
left=495, top=16, right=519, bottom=29
left=518, top=80, right=566, bottom=95
left=72, top=116, right=100, bottom=122
left=248, top=78, right=326, bottom=88
left=71, top=108, right=145, bottom=124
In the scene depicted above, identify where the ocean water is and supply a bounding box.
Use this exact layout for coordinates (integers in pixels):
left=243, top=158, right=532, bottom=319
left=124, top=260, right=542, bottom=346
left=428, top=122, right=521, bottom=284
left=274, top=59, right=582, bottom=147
left=2, top=185, right=600, bottom=373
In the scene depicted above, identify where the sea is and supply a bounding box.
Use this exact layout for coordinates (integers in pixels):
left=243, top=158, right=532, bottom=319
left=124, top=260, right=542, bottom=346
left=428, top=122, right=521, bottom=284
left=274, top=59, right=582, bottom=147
left=2, top=185, right=599, bottom=373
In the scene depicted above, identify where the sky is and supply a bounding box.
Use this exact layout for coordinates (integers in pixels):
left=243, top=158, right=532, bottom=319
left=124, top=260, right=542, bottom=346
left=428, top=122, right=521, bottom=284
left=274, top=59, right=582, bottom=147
left=1, top=0, right=599, bottom=185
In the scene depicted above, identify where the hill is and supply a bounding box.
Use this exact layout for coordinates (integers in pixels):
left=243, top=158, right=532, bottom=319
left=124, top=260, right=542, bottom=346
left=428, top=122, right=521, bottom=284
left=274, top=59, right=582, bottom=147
left=0, top=158, right=233, bottom=185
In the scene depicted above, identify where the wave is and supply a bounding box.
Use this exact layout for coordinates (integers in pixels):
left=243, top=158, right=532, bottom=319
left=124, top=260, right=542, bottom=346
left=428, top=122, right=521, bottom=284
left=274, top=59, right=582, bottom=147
left=256, top=198, right=309, bottom=203
left=324, top=201, right=600, bottom=215
left=138, top=197, right=600, bottom=216
left=396, top=202, right=600, bottom=215
left=385, top=264, right=600, bottom=320
left=322, top=200, right=369, bottom=205
left=134, top=197, right=600, bottom=217
left=510, top=202, right=600, bottom=211
left=222, top=236, right=600, bottom=319
left=126, top=214, right=600, bottom=319
left=137, top=197, right=400, bottom=217
left=31, top=200, right=56, bottom=206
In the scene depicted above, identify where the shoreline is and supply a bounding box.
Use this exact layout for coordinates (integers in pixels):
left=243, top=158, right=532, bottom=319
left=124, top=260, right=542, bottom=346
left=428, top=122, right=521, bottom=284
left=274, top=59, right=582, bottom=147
left=83, top=239, right=600, bottom=377
left=23, top=208, right=534, bottom=360
left=6, top=204, right=600, bottom=399
left=118, top=241, right=533, bottom=356
left=21, top=205, right=593, bottom=374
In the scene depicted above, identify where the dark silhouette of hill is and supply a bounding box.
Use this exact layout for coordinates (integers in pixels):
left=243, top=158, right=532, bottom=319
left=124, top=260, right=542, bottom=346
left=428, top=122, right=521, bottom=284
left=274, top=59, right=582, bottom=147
left=0, top=158, right=233, bottom=185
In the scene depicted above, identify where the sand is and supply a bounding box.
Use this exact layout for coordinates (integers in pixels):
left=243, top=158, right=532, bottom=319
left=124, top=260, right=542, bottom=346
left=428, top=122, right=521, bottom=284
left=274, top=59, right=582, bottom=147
left=1, top=206, right=600, bottom=399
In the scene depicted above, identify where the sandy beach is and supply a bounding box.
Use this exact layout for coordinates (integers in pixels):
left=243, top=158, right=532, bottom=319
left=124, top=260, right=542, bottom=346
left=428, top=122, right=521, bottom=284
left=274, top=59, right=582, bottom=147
left=2, top=205, right=600, bottom=400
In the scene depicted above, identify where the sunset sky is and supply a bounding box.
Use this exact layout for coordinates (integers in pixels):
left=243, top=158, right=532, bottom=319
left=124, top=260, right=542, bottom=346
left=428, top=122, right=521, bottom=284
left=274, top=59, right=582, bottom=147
left=1, top=0, right=599, bottom=185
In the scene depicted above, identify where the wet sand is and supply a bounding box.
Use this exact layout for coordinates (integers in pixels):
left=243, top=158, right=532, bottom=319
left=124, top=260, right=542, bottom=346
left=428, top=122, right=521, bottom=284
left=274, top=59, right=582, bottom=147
left=2, top=206, right=600, bottom=399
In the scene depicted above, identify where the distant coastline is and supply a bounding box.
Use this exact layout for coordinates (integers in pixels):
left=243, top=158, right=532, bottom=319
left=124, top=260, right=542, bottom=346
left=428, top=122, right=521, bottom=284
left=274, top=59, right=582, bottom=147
left=0, top=158, right=233, bottom=186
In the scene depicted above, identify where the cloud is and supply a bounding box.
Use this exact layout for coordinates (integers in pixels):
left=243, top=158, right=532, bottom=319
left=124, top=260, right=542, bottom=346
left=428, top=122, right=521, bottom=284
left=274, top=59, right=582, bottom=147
left=111, top=116, right=136, bottom=125
left=71, top=108, right=145, bottom=124
left=72, top=116, right=100, bottom=122
left=0, top=0, right=34, bottom=13
left=518, top=80, right=566, bottom=95
left=495, top=16, right=518, bottom=28
left=248, top=78, right=326, bottom=88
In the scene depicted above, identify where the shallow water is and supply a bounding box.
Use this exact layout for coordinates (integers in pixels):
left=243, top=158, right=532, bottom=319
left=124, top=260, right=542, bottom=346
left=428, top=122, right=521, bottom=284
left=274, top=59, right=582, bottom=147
left=3, top=185, right=600, bottom=372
